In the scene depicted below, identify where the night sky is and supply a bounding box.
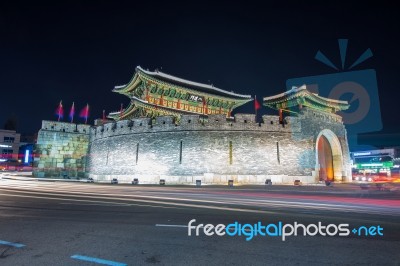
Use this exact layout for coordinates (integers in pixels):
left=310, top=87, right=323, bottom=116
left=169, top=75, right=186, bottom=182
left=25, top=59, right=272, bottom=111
left=1, top=1, right=399, bottom=147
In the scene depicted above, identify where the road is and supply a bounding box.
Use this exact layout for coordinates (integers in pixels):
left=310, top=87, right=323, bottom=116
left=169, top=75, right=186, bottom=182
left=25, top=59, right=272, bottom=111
left=0, top=177, right=399, bottom=265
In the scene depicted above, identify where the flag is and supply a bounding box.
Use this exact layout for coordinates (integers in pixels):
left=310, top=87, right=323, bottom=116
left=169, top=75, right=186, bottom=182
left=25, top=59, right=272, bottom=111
left=254, top=96, right=261, bottom=123
left=79, top=104, right=89, bottom=124
left=119, top=103, right=123, bottom=120
left=102, top=110, right=106, bottom=123
left=55, top=100, right=64, bottom=121
left=254, top=96, right=261, bottom=111
left=279, top=109, right=283, bottom=123
left=69, top=102, right=75, bottom=123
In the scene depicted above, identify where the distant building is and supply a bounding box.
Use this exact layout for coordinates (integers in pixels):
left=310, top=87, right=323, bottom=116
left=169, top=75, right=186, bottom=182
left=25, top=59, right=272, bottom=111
left=0, top=129, right=21, bottom=161
left=350, top=147, right=400, bottom=176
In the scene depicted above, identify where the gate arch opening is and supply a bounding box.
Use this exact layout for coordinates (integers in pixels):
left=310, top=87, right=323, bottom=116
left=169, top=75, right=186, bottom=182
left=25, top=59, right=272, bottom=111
left=315, top=129, right=344, bottom=182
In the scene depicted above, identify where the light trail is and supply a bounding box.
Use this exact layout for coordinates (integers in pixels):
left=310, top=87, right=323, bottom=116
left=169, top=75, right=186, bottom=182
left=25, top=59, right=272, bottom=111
left=1, top=179, right=400, bottom=217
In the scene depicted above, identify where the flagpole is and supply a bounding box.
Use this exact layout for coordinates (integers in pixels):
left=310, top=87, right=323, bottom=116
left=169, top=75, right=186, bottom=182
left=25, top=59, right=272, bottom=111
left=255, top=95, right=257, bottom=119
left=58, top=100, right=62, bottom=122
left=85, top=104, right=89, bottom=124
left=70, top=102, right=75, bottom=123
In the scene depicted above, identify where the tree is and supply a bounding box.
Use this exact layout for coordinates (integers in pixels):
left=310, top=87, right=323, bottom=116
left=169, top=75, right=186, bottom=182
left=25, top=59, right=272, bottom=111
left=3, top=114, right=18, bottom=131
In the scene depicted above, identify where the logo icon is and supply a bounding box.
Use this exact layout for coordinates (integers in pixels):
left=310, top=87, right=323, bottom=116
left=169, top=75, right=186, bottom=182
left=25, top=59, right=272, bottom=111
left=286, top=39, right=382, bottom=150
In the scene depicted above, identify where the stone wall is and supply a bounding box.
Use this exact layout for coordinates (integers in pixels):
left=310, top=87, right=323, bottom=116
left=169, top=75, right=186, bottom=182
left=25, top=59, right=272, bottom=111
left=88, top=130, right=312, bottom=176
left=86, top=109, right=351, bottom=184
left=33, top=121, right=90, bottom=178
left=33, top=108, right=351, bottom=185
left=299, top=108, right=351, bottom=180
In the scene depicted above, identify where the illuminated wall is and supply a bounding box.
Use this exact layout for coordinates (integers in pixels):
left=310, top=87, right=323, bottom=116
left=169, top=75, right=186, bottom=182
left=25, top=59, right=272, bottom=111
left=86, top=110, right=351, bottom=184
left=33, top=109, right=350, bottom=184
left=33, top=121, right=90, bottom=178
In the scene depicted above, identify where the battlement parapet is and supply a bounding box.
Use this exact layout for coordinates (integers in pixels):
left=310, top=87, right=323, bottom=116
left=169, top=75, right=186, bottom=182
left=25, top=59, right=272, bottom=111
left=154, top=116, right=175, bottom=130
left=89, top=113, right=304, bottom=140
left=42, top=110, right=344, bottom=141
left=234, top=114, right=256, bottom=123
left=41, top=120, right=90, bottom=134
left=77, top=124, right=91, bottom=134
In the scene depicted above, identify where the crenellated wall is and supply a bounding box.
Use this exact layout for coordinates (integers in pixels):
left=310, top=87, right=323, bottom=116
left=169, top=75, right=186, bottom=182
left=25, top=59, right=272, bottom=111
left=33, top=121, right=91, bottom=178
left=85, top=109, right=350, bottom=184
left=33, top=109, right=350, bottom=184
left=89, top=113, right=298, bottom=139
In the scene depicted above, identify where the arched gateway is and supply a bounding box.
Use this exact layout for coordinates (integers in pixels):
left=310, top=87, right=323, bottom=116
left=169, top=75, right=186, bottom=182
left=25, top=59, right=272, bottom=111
left=264, top=86, right=351, bottom=183
left=316, top=129, right=344, bottom=182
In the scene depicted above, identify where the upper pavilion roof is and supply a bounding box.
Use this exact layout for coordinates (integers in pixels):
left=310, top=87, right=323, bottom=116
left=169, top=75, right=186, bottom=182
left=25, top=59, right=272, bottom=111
left=113, top=66, right=252, bottom=100
left=263, top=85, right=350, bottom=113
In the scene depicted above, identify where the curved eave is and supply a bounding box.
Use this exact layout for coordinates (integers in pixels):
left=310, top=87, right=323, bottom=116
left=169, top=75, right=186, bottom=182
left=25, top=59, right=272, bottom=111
left=232, top=98, right=253, bottom=109
left=112, top=72, right=142, bottom=96
left=312, top=93, right=348, bottom=105
left=263, top=86, right=349, bottom=111
left=137, top=92, right=251, bottom=111
left=136, top=66, right=252, bottom=100
left=130, top=96, right=249, bottom=116
left=107, top=102, right=136, bottom=121
left=138, top=72, right=252, bottom=104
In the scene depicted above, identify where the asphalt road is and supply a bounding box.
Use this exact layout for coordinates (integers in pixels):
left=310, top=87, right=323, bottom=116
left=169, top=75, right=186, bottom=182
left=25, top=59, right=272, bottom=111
left=0, top=177, right=399, bottom=265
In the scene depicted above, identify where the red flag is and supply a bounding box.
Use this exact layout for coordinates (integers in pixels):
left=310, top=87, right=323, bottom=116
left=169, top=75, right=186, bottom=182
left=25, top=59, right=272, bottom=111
left=55, top=100, right=64, bottom=121
left=69, top=102, right=75, bottom=123
left=254, top=97, right=261, bottom=111
left=279, top=109, right=283, bottom=123
left=79, top=104, right=89, bottom=124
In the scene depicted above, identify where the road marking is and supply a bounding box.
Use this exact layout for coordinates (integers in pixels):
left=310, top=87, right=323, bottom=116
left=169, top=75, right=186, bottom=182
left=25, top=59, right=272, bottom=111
left=155, top=224, right=188, bottom=228
left=0, top=240, right=25, bottom=248
left=71, top=254, right=127, bottom=266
